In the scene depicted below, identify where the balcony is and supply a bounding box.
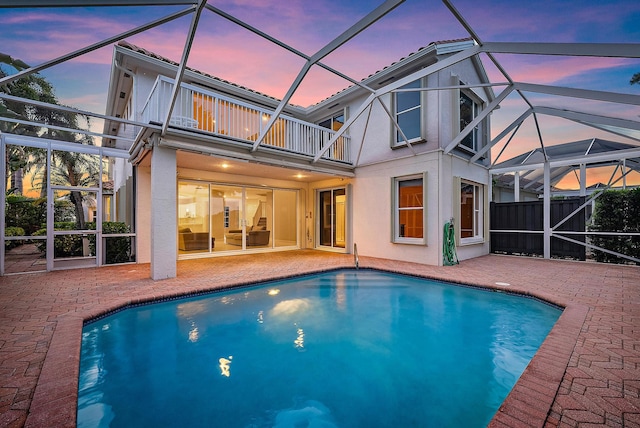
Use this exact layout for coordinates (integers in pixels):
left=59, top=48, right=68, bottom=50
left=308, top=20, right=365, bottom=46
left=141, top=76, right=351, bottom=164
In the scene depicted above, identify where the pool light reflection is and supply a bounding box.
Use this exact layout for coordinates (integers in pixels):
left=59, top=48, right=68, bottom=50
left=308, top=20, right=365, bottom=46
left=219, top=356, right=233, bottom=377
left=294, top=324, right=305, bottom=349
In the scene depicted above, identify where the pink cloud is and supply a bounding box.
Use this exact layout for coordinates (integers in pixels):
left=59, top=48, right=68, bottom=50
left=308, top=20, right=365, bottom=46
left=491, top=55, right=630, bottom=85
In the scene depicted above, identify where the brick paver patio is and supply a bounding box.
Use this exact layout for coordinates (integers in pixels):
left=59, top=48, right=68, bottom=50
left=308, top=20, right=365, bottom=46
left=0, top=251, right=638, bottom=427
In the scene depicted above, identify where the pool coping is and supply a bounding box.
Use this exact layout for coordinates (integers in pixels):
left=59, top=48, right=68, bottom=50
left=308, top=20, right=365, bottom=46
left=24, top=266, right=585, bottom=427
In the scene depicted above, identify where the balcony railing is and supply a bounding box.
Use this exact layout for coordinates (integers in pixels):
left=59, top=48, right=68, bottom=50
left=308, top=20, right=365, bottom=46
left=141, top=76, right=351, bottom=163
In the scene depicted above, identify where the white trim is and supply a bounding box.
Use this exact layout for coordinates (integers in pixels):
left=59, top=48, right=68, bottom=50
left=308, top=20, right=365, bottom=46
left=391, top=172, right=427, bottom=245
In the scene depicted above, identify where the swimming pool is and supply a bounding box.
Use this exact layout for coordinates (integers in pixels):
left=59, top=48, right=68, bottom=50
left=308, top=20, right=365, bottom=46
left=77, top=269, right=560, bottom=427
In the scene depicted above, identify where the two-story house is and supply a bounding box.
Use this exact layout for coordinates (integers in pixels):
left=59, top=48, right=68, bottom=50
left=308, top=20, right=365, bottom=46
left=104, top=38, right=494, bottom=279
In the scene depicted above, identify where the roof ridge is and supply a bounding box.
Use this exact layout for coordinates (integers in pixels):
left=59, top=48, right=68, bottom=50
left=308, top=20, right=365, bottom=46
left=117, top=37, right=475, bottom=109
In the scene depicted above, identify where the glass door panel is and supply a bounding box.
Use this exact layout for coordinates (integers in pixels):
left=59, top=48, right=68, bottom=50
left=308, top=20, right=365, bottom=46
left=318, top=188, right=346, bottom=249
left=245, top=188, right=272, bottom=248
left=178, top=182, right=211, bottom=254
left=274, top=190, right=297, bottom=248
left=101, top=156, right=135, bottom=264
left=211, top=185, right=243, bottom=252
left=319, top=190, right=332, bottom=247
left=51, top=150, right=100, bottom=188
left=50, top=149, right=100, bottom=269
left=177, top=182, right=298, bottom=255
left=335, top=191, right=346, bottom=248
left=52, top=189, right=97, bottom=269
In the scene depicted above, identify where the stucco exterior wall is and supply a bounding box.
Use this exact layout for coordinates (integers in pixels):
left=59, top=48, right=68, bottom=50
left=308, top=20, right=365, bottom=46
left=352, top=152, right=442, bottom=265
left=136, top=165, right=151, bottom=264
left=450, top=155, right=491, bottom=261
left=128, top=48, right=492, bottom=276
left=347, top=150, right=490, bottom=265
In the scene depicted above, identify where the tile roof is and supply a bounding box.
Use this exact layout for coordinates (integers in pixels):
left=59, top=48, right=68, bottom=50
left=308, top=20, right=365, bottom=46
left=117, top=37, right=475, bottom=109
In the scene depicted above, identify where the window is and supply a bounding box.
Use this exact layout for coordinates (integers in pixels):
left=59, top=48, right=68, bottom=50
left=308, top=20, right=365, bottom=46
left=392, top=174, right=426, bottom=244
left=459, top=180, right=484, bottom=242
left=459, top=90, right=480, bottom=152
left=318, top=112, right=345, bottom=132
left=394, top=79, right=421, bottom=145
left=318, top=111, right=347, bottom=160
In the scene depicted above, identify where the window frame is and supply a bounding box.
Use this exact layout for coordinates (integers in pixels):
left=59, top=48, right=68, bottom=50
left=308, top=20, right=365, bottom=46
left=318, top=110, right=346, bottom=133
left=392, top=79, right=423, bottom=148
left=458, top=84, right=483, bottom=153
left=457, top=178, right=485, bottom=245
left=391, top=173, right=427, bottom=245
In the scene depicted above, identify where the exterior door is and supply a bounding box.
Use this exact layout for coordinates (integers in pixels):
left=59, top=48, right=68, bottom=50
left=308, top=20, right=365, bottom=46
left=318, top=188, right=346, bottom=249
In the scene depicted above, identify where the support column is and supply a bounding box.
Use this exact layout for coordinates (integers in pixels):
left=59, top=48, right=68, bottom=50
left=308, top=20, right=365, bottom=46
left=579, top=164, right=586, bottom=197
left=514, top=171, right=520, bottom=202
left=150, top=143, right=177, bottom=280
left=543, top=161, right=551, bottom=259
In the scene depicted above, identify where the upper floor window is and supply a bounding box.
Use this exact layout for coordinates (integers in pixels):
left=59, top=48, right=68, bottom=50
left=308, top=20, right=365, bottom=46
left=318, top=111, right=347, bottom=161
left=459, top=90, right=480, bottom=152
left=394, top=79, right=422, bottom=146
left=318, top=112, right=345, bottom=132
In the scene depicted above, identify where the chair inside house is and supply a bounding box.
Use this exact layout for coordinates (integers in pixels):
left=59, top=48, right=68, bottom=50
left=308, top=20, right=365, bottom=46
left=178, top=227, right=209, bottom=251
left=225, top=216, right=270, bottom=246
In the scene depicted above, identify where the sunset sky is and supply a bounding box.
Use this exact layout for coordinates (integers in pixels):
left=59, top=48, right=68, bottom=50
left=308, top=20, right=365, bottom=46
left=1, top=0, right=639, bottom=187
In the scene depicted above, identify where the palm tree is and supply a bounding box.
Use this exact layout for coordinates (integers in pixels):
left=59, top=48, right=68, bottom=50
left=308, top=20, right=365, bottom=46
left=2, top=52, right=97, bottom=230
left=50, top=151, right=100, bottom=230
left=1, top=53, right=55, bottom=195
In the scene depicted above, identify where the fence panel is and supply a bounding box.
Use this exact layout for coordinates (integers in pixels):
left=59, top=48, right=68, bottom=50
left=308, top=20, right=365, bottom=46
left=490, top=198, right=586, bottom=260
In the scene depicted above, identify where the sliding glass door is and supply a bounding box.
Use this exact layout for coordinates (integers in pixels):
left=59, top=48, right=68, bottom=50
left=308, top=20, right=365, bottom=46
left=178, top=181, right=297, bottom=255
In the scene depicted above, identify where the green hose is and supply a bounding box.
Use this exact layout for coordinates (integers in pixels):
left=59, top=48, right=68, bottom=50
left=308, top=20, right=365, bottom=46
left=443, top=221, right=459, bottom=266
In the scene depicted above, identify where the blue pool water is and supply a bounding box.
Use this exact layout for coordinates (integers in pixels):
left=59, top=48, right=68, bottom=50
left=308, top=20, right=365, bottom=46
left=77, top=269, right=560, bottom=427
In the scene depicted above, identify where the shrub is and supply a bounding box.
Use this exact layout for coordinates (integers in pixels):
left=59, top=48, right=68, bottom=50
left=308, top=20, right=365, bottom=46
left=33, top=222, right=85, bottom=257
left=33, top=221, right=132, bottom=264
left=5, top=195, right=46, bottom=235
left=589, top=188, right=640, bottom=264
left=88, top=221, right=133, bottom=264
left=4, top=226, right=25, bottom=250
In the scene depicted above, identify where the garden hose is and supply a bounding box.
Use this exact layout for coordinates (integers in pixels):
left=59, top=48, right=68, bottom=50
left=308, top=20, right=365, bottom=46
left=443, top=220, right=459, bottom=266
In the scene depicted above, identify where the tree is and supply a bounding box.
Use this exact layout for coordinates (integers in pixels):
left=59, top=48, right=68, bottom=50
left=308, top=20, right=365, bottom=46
left=1, top=52, right=96, bottom=230
left=51, top=151, right=100, bottom=230
left=1, top=53, right=56, bottom=195
left=631, top=72, right=640, bottom=86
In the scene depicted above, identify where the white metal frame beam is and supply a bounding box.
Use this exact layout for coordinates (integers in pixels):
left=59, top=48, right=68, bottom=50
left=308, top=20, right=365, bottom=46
left=0, top=0, right=195, bottom=5
left=251, top=0, right=404, bottom=152
left=0, top=6, right=194, bottom=87
left=313, top=44, right=482, bottom=163
left=160, top=0, right=206, bottom=136
left=533, top=106, right=640, bottom=132
left=480, top=42, right=640, bottom=58
left=443, top=85, right=515, bottom=153
left=490, top=146, right=640, bottom=174
left=514, top=82, right=640, bottom=106
left=203, top=4, right=376, bottom=96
